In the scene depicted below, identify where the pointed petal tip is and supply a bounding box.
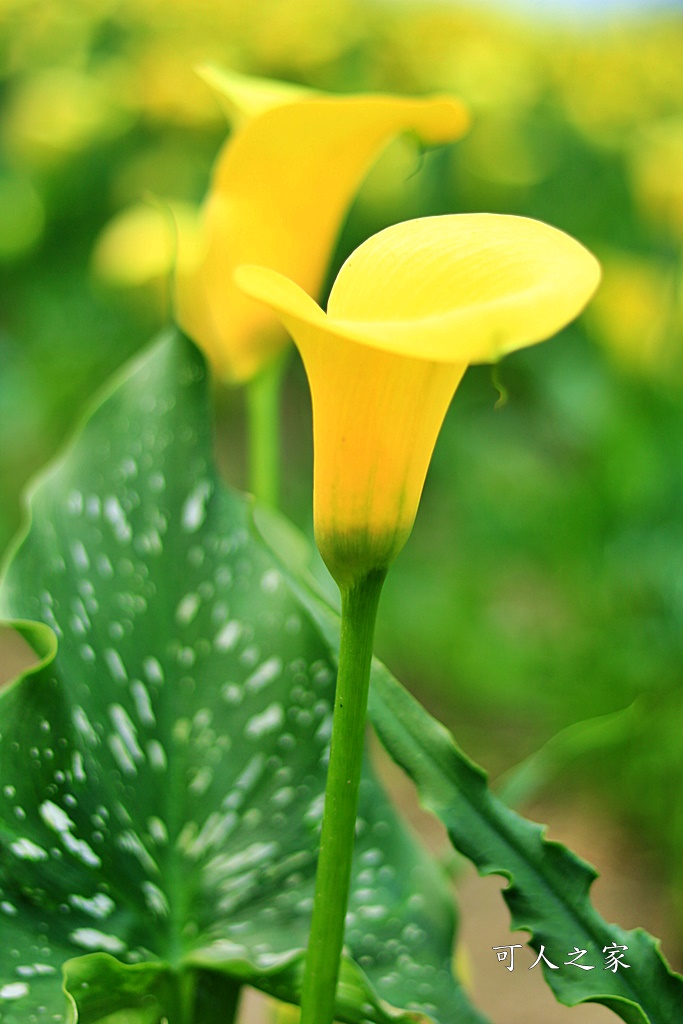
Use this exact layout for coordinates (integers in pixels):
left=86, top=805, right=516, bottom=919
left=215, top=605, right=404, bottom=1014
left=234, top=265, right=326, bottom=326
left=196, top=64, right=311, bottom=121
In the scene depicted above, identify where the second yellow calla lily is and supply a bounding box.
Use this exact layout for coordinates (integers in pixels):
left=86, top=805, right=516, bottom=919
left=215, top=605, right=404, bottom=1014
left=236, top=214, right=601, bottom=586
left=176, top=67, right=469, bottom=382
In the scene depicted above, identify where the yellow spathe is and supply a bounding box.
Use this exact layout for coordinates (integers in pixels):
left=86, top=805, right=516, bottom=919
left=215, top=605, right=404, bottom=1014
left=175, top=68, right=469, bottom=383
left=236, top=214, right=601, bottom=586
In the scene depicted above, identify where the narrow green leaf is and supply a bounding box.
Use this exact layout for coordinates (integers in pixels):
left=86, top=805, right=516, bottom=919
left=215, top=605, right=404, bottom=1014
left=252, top=507, right=683, bottom=1024
left=0, top=330, right=484, bottom=1024
left=496, top=702, right=638, bottom=808
left=367, top=675, right=683, bottom=1024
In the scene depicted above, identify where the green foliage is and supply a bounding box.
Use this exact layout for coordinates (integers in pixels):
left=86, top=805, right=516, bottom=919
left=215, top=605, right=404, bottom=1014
left=367, top=680, right=683, bottom=1024
left=0, top=332, right=482, bottom=1024
left=256, top=514, right=683, bottom=1024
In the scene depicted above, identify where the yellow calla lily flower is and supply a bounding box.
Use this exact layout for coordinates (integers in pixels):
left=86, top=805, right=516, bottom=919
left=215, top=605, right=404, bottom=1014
left=236, top=213, right=601, bottom=585
left=176, top=68, right=469, bottom=382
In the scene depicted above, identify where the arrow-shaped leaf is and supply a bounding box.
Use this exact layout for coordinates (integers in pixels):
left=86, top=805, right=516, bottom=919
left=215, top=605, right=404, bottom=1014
left=0, top=330, right=485, bottom=1024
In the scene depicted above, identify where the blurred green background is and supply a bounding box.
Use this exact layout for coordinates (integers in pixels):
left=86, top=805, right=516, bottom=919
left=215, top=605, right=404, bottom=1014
left=2, top=0, right=683, bottom=964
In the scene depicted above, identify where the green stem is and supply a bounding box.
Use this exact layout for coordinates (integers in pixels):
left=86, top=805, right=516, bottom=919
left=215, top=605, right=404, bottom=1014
left=246, top=352, right=287, bottom=507
left=299, top=569, right=386, bottom=1024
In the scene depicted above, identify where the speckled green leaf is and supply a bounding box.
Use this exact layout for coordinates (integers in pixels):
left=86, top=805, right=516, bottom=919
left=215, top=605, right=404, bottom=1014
left=62, top=956, right=181, bottom=1024
left=0, top=331, right=485, bottom=1024
left=252, top=511, right=683, bottom=1024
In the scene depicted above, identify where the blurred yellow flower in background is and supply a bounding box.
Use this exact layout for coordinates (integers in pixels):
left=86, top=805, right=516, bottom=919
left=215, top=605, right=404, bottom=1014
left=2, top=67, right=132, bottom=168
left=237, top=214, right=600, bottom=585
left=587, top=251, right=674, bottom=379
left=92, top=201, right=203, bottom=290
left=175, top=67, right=469, bottom=382
left=629, top=118, right=683, bottom=240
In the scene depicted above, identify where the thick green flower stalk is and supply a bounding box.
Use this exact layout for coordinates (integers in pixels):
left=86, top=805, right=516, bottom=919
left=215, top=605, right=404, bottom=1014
left=237, top=213, right=601, bottom=1024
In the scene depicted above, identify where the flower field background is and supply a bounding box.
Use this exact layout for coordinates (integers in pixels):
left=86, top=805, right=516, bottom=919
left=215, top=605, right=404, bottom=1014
left=1, top=0, right=683, bottom=1015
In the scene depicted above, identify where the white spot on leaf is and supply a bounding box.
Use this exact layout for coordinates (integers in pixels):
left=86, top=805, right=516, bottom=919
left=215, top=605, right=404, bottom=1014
left=108, top=734, right=138, bottom=776
left=131, top=681, right=156, bottom=726
left=104, top=648, right=127, bottom=683
left=16, top=963, right=56, bottom=977
left=10, top=839, right=48, bottom=862
left=176, top=591, right=201, bottom=625
left=260, top=570, right=281, bottom=594
left=69, top=929, right=126, bottom=954
left=116, top=830, right=158, bottom=874
left=245, top=657, right=282, bottom=692
left=245, top=703, right=285, bottom=739
left=147, top=740, right=167, bottom=770
left=0, top=982, right=29, bottom=1000
left=142, top=881, right=169, bottom=918
left=39, top=800, right=74, bottom=833
left=147, top=817, right=168, bottom=845
left=189, top=766, right=213, bottom=796
left=104, top=496, right=132, bottom=543
left=70, top=541, right=90, bottom=571
left=68, top=893, right=115, bottom=919
left=182, top=480, right=212, bottom=532
left=214, top=621, right=242, bottom=652
left=72, top=751, right=86, bottom=782
left=109, top=704, right=143, bottom=761
left=73, top=706, right=99, bottom=745
left=39, top=800, right=102, bottom=867
left=143, top=656, right=164, bottom=685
